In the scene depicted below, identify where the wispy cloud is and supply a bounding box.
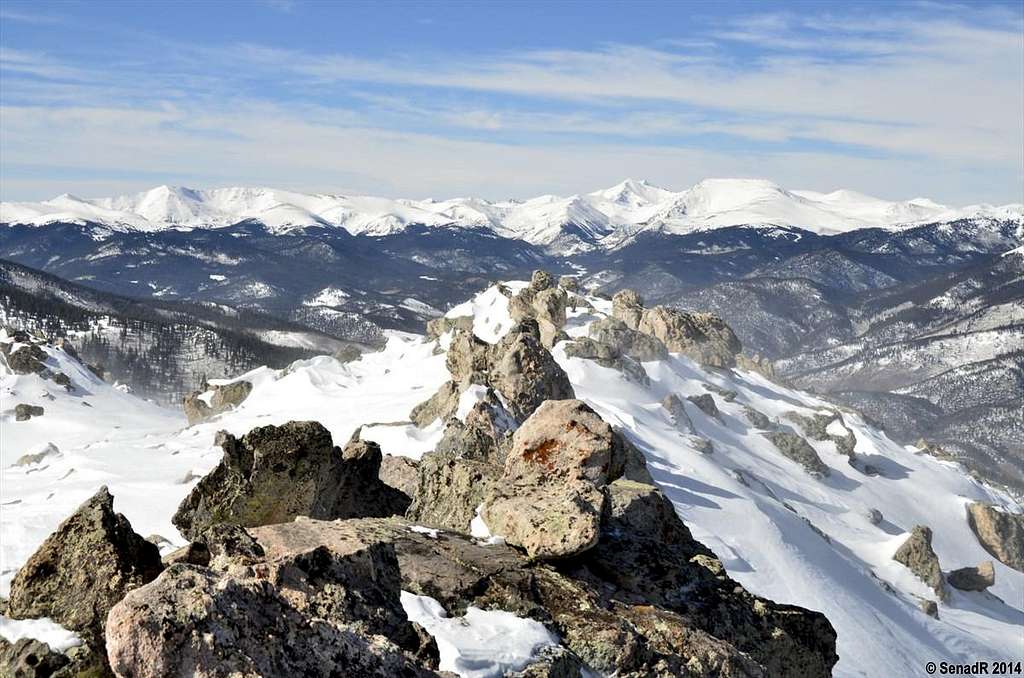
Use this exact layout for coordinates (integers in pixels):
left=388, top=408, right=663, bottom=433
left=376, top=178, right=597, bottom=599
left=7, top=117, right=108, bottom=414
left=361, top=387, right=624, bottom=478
left=0, top=5, right=1020, bottom=203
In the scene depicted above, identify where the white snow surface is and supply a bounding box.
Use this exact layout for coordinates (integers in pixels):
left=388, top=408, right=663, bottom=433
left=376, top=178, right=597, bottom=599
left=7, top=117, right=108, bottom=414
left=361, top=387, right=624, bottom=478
left=2, top=283, right=1022, bottom=676
left=3, top=179, right=1020, bottom=246
left=400, top=591, right=560, bottom=678
left=0, top=616, right=83, bottom=652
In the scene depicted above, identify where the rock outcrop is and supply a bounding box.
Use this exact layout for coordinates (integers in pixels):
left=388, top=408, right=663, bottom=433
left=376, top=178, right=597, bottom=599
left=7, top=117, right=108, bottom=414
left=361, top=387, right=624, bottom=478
left=13, top=403, right=44, bottom=421
left=106, top=526, right=438, bottom=677
left=966, top=502, right=1024, bottom=572
left=6, top=487, right=163, bottom=657
left=172, top=422, right=408, bottom=540
left=763, top=431, right=830, bottom=477
left=611, top=289, right=644, bottom=330
left=893, top=525, right=948, bottom=602
left=787, top=411, right=857, bottom=460
left=182, top=380, right=253, bottom=425
left=947, top=561, right=995, bottom=591
left=508, top=270, right=569, bottom=348
left=638, top=306, right=742, bottom=368
left=687, top=393, right=721, bottom=421
left=378, top=455, right=420, bottom=499
left=4, top=343, right=47, bottom=374
left=587, top=317, right=668, bottom=362
left=661, top=394, right=693, bottom=432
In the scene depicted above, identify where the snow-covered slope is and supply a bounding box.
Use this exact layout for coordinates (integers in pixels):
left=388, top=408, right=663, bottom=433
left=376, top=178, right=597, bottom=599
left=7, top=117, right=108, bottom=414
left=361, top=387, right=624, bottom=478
left=2, top=283, right=1021, bottom=678
left=3, top=180, right=1019, bottom=248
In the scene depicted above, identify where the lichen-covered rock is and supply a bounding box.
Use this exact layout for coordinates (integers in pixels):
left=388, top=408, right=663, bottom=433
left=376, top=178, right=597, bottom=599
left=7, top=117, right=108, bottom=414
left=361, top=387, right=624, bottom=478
left=638, top=306, right=742, bottom=368
left=947, top=561, right=995, bottom=591
left=434, top=394, right=516, bottom=466
left=379, top=455, right=420, bottom=499
left=893, top=525, right=947, bottom=602
left=0, top=638, right=70, bottom=677
left=13, top=404, right=44, bottom=421
left=5, top=343, right=47, bottom=374
left=763, top=431, right=830, bottom=477
left=172, top=422, right=408, bottom=540
left=182, top=380, right=253, bottom=425
left=408, top=453, right=500, bottom=532
left=7, top=487, right=163, bottom=649
left=611, top=289, right=644, bottom=330
left=966, top=502, right=1024, bottom=572
left=105, top=535, right=438, bottom=677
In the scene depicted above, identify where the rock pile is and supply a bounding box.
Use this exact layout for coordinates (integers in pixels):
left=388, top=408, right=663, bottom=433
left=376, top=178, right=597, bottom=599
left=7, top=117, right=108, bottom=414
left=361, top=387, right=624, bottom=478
left=3, top=277, right=839, bottom=677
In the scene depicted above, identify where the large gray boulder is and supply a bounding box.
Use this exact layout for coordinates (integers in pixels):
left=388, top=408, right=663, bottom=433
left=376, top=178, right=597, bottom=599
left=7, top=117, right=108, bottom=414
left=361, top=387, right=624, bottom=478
left=182, top=380, right=253, bottom=425
left=487, top=320, right=575, bottom=421
left=7, top=487, right=163, bottom=651
left=947, top=561, right=995, bottom=591
left=588, top=317, right=667, bottom=362
left=172, top=422, right=408, bottom=540
left=763, top=431, right=830, bottom=477
left=106, top=528, right=438, bottom=677
left=407, top=453, right=500, bottom=533
left=13, top=403, right=44, bottom=421
left=893, top=525, right=948, bottom=602
left=966, top=502, right=1024, bottom=572
left=637, top=306, right=742, bottom=368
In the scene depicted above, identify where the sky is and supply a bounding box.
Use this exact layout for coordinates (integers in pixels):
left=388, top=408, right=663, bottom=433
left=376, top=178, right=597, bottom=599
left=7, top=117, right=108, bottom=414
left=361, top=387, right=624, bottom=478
left=0, top=0, right=1022, bottom=205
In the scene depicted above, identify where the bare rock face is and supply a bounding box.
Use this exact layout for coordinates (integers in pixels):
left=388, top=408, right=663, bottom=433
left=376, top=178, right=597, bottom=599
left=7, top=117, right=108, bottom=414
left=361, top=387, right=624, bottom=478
left=7, top=487, right=163, bottom=650
left=611, top=289, right=644, bottom=330
left=947, top=561, right=995, bottom=591
left=172, top=422, right=408, bottom=540
left=893, top=525, right=948, bottom=602
left=182, top=380, right=253, bottom=425
left=966, top=502, right=1024, bottom=572
left=106, top=528, right=438, bottom=678
left=638, top=306, right=742, bottom=368
left=13, top=403, right=44, bottom=421
left=378, top=455, right=420, bottom=499
left=763, top=431, right=830, bottom=478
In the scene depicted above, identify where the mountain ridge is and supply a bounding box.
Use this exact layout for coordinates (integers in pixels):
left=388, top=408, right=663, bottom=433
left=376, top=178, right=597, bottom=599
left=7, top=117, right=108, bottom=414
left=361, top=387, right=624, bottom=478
left=4, top=179, right=1020, bottom=253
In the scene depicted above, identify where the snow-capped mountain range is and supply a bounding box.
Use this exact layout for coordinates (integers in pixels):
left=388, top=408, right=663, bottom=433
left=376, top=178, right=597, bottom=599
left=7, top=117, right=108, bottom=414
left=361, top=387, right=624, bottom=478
left=3, top=179, right=1020, bottom=250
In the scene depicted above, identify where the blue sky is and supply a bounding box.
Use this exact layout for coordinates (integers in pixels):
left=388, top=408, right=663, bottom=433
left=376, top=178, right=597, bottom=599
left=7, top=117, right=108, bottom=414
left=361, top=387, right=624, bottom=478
left=1, top=0, right=1021, bottom=204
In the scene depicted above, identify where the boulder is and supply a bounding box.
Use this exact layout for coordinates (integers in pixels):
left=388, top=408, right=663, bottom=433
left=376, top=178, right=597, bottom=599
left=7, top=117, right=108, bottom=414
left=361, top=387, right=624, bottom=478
left=893, top=525, right=947, bottom=602
left=947, top=561, right=995, bottom=591
left=106, top=534, right=437, bottom=677
left=425, top=314, right=473, bottom=341
left=7, top=487, right=163, bottom=649
left=407, top=453, right=500, bottom=532
left=787, top=411, right=857, bottom=459
left=379, top=455, right=420, bottom=498
left=966, top=502, right=1024, bottom=572
left=763, top=431, right=830, bottom=477
left=434, top=394, right=516, bottom=466
left=182, top=380, right=253, bottom=425
left=866, top=508, right=883, bottom=526
left=488, top=320, right=575, bottom=420
left=735, top=353, right=776, bottom=378
left=172, top=422, right=408, bottom=540
left=13, top=404, right=44, bottom=421
left=507, top=272, right=568, bottom=348
left=638, top=306, right=742, bottom=368
left=588, top=317, right=667, bottom=362
left=6, top=344, right=47, bottom=374
left=661, top=394, right=693, bottom=432
left=611, top=289, right=644, bottom=330
left=0, top=638, right=70, bottom=677
left=563, top=337, right=618, bottom=362
left=410, top=380, right=461, bottom=428
left=743, top=406, right=773, bottom=430
left=920, top=599, right=939, bottom=618
left=687, top=393, right=721, bottom=421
